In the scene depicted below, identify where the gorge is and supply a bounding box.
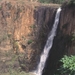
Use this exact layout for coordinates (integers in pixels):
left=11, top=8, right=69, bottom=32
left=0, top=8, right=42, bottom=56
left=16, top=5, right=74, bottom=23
left=0, top=0, right=75, bottom=75
left=34, top=7, right=61, bottom=75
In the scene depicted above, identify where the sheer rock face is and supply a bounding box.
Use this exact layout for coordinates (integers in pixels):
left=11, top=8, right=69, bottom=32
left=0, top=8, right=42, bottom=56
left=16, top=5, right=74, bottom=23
left=0, top=1, right=58, bottom=71
left=1, top=1, right=75, bottom=74
left=43, top=5, right=75, bottom=75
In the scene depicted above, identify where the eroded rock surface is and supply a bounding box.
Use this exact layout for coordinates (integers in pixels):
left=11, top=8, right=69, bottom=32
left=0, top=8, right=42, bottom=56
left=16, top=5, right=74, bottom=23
left=0, top=0, right=59, bottom=72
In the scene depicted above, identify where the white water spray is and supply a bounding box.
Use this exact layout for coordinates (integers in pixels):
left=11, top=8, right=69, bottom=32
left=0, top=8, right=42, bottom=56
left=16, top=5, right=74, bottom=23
left=34, top=7, right=61, bottom=75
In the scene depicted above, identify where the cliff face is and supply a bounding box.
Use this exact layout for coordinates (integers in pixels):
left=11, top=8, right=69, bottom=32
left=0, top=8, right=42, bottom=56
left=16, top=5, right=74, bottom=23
left=0, top=0, right=59, bottom=72
left=1, top=1, right=75, bottom=75
left=43, top=4, right=75, bottom=75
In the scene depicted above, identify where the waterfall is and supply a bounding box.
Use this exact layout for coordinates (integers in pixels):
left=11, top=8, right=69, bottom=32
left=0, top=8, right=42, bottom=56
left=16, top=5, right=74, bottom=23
left=34, top=7, right=61, bottom=75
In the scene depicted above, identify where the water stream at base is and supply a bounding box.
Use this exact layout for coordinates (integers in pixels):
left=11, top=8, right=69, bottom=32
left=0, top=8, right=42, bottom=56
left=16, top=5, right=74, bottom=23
left=33, top=7, right=61, bottom=75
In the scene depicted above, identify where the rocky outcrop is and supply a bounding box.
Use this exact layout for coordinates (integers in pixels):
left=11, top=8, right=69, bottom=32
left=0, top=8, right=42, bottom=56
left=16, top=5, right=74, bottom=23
left=0, top=0, right=59, bottom=72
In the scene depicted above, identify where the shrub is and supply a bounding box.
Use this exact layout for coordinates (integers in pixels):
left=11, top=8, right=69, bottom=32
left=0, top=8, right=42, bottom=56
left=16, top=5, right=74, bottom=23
left=58, top=55, right=75, bottom=75
left=27, top=40, right=33, bottom=44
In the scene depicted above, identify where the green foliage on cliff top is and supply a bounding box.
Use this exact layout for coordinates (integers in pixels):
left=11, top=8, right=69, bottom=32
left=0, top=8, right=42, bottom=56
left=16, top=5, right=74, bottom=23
left=38, top=0, right=75, bottom=4
left=68, top=0, right=75, bottom=5
left=38, top=0, right=66, bottom=4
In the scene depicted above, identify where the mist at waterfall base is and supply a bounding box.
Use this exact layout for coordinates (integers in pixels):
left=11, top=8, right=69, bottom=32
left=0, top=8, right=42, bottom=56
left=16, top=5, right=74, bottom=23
left=33, top=7, right=61, bottom=75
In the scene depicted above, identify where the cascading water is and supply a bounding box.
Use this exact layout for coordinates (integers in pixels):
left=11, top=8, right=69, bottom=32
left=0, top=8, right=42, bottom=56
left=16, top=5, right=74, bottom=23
left=34, top=7, right=61, bottom=75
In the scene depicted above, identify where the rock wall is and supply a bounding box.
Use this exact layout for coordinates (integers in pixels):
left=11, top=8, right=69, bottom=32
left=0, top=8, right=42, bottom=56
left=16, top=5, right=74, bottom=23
left=42, top=4, right=75, bottom=75
left=1, top=1, right=75, bottom=75
left=0, top=0, right=58, bottom=72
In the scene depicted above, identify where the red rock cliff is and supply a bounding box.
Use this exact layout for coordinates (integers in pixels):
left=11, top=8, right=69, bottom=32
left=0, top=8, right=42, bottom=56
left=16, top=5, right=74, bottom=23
left=0, top=0, right=59, bottom=71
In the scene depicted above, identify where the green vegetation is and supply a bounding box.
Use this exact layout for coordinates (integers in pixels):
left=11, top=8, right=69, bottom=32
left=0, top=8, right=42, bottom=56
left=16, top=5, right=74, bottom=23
left=38, top=0, right=66, bottom=4
left=37, top=0, right=75, bottom=4
left=13, top=41, right=19, bottom=49
left=69, top=0, right=75, bottom=4
left=27, top=40, right=33, bottom=44
left=30, top=24, right=36, bottom=29
left=0, top=5, right=2, bottom=10
left=71, top=33, right=75, bottom=41
left=22, top=36, right=26, bottom=40
left=62, top=23, right=68, bottom=29
left=0, top=34, right=8, bottom=43
left=57, top=55, right=75, bottom=75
